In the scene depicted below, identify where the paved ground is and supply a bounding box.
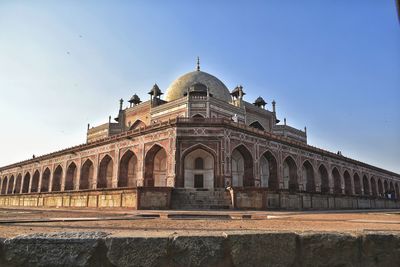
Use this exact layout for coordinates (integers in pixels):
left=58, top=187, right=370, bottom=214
left=0, top=207, right=399, bottom=238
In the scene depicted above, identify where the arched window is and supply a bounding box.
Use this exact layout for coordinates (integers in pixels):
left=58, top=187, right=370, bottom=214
left=195, top=157, right=204, bottom=169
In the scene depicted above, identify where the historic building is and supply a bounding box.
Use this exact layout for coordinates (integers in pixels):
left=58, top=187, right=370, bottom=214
left=0, top=60, right=399, bottom=210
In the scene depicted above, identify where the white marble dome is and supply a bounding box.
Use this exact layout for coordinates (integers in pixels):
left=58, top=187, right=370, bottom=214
left=165, top=70, right=231, bottom=102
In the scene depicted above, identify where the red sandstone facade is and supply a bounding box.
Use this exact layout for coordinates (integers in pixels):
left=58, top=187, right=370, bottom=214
left=0, top=64, right=399, bottom=210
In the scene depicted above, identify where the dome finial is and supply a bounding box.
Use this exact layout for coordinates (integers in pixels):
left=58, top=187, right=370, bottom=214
left=196, top=56, right=200, bottom=71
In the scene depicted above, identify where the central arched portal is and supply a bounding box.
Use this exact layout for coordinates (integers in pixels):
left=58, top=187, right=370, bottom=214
left=184, top=148, right=215, bottom=188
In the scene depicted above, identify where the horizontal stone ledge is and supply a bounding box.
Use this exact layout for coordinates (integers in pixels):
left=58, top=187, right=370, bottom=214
left=0, top=231, right=399, bottom=266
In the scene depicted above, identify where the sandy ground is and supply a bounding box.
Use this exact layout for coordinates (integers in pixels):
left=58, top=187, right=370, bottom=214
left=0, top=207, right=399, bottom=238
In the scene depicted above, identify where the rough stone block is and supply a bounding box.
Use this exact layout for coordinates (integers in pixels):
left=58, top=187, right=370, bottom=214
left=227, top=232, right=297, bottom=267
left=3, top=232, right=110, bottom=267
left=105, top=236, right=169, bottom=267
left=299, top=232, right=360, bottom=267
left=169, top=234, right=228, bottom=266
left=361, top=232, right=400, bottom=267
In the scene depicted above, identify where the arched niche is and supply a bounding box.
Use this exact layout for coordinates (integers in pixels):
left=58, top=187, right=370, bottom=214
left=319, top=165, right=329, bottom=194
left=370, top=177, right=377, bottom=197
left=98, top=155, right=113, bottom=189
left=302, top=160, right=315, bottom=192
left=362, top=175, right=369, bottom=196
left=80, top=160, right=94, bottom=190
left=65, top=163, right=77, bottom=191
left=118, top=150, right=138, bottom=188
left=41, top=168, right=51, bottom=192
left=343, top=171, right=352, bottom=196
left=332, top=168, right=342, bottom=194
left=144, top=145, right=167, bottom=187
left=31, top=170, right=40, bottom=193
left=22, top=172, right=30, bottom=193
left=231, top=145, right=254, bottom=187
left=283, top=156, right=298, bottom=192
left=52, top=165, right=63, bottom=192
left=259, top=151, right=278, bottom=189
left=183, top=148, right=215, bottom=189
left=353, top=173, right=361, bottom=195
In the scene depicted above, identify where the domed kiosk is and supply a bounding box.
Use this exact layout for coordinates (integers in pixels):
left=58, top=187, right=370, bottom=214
left=165, top=69, right=232, bottom=103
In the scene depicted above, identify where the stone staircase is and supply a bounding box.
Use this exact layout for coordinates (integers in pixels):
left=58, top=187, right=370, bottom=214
left=171, top=188, right=232, bottom=210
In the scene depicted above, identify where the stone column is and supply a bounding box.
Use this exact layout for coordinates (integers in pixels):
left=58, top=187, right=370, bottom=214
left=297, top=158, right=303, bottom=192
left=314, top=168, right=321, bottom=192
left=112, top=147, right=120, bottom=188
left=12, top=173, right=17, bottom=194
left=37, top=167, right=43, bottom=193
left=328, top=166, right=334, bottom=194
left=75, top=158, right=82, bottom=190
left=5, top=177, right=10, bottom=194
left=28, top=169, right=34, bottom=193
left=166, top=133, right=176, bottom=187
left=340, top=169, right=345, bottom=195
left=48, top=166, right=54, bottom=192
left=60, top=161, right=67, bottom=192
left=368, top=176, right=373, bottom=195
left=360, top=174, right=365, bottom=195
left=277, top=151, right=284, bottom=190
left=350, top=173, right=355, bottom=195
left=92, top=154, right=99, bottom=190
left=137, top=140, right=145, bottom=187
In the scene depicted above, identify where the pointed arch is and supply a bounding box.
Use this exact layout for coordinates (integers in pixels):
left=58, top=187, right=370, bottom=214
left=1, top=176, right=8, bottom=195
left=14, top=174, right=22, bottom=194
left=378, top=179, right=383, bottom=197
left=231, top=144, right=254, bottom=187
left=353, top=173, right=361, bottom=195
left=129, top=120, right=146, bottom=130
left=249, top=121, right=265, bottom=130
left=183, top=148, right=215, bottom=188
left=144, top=144, right=167, bottom=187
left=362, top=175, right=369, bottom=196
left=52, top=165, right=63, bottom=192
left=65, top=162, right=77, bottom=191
left=192, top=114, right=205, bottom=119
left=302, top=160, right=315, bottom=192
left=332, top=167, right=342, bottom=194
left=389, top=181, right=395, bottom=199
left=383, top=180, right=389, bottom=196
left=41, top=168, right=51, bottom=192
left=370, top=177, right=377, bottom=197
left=396, top=183, right=399, bottom=200
left=180, top=143, right=219, bottom=188
left=22, top=172, right=30, bottom=193
left=343, top=171, right=352, bottom=195
left=119, top=150, right=138, bottom=188
left=80, top=159, right=94, bottom=190
left=7, top=175, right=14, bottom=194
left=31, top=170, right=40, bottom=193
left=98, top=154, right=113, bottom=189
left=260, top=150, right=278, bottom=189
left=283, top=155, right=298, bottom=192
left=318, top=164, right=329, bottom=194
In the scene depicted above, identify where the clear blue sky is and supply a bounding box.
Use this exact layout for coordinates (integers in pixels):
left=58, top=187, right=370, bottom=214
left=0, top=1, right=399, bottom=173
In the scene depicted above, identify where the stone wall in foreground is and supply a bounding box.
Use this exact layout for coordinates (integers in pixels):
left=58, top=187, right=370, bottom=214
left=0, top=188, right=172, bottom=210
left=0, top=231, right=399, bottom=266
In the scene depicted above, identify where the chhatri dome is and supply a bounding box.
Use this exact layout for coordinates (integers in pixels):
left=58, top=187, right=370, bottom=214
left=165, top=58, right=231, bottom=102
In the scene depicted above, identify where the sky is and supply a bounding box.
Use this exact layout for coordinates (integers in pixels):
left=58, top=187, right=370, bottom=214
left=0, top=1, right=399, bottom=173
